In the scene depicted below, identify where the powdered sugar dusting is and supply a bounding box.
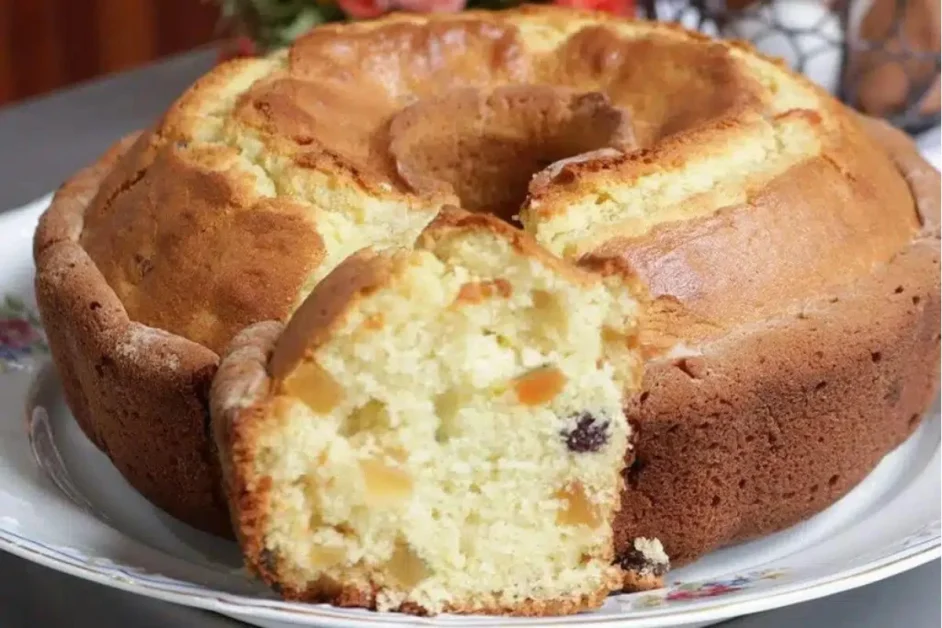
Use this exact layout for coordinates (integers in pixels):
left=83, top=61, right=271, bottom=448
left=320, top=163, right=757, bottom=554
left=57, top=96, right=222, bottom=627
left=115, top=326, right=182, bottom=370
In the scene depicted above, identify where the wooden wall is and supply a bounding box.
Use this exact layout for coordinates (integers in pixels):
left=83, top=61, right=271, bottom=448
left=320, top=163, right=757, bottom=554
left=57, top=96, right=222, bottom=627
left=0, top=0, right=220, bottom=106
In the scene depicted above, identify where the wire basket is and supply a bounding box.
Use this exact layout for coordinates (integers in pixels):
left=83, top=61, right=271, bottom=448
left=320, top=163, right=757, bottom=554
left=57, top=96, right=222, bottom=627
left=640, top=0, right=941, bottom=133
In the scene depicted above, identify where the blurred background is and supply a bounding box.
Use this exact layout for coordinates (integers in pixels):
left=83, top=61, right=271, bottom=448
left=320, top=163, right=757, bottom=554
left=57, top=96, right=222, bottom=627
left=0, top=0, right=220, bottom=106
left=0, top=0, right=937, bottom=132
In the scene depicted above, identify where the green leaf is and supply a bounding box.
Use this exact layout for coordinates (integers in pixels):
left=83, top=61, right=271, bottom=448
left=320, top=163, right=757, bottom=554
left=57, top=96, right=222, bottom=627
left=281, top=7, right=324, bottom=41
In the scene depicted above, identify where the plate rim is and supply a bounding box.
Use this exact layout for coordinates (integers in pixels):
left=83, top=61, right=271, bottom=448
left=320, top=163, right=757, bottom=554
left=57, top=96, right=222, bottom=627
left=0, top=520, right=938, bottom=628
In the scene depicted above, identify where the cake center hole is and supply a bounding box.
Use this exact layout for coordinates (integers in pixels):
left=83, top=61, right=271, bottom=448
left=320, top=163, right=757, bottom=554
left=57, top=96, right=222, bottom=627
left=388, top=84, right=635, bottom=224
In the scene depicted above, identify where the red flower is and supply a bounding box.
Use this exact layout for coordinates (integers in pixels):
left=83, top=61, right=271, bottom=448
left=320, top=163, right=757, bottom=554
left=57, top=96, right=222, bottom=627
left=666, top=583, right=742, bottom=601
left=396, top=0, right=467, bottom=13
left=337, top=0, right=393, bottom=19
left=553, top=0, right=636, bottom=16
left=0, top=319, right=38, bottom=351
left=338, top=0, right=465, bottom=18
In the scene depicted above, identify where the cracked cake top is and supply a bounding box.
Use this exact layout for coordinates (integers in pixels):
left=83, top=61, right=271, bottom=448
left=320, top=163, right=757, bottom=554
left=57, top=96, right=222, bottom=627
left=78, top=6, right=918, bottom=355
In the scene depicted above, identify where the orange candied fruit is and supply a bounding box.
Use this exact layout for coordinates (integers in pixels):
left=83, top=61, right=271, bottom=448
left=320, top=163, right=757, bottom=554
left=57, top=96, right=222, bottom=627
left=513, top=365, right=567, bottom=406
left=281, top=360, right=345, bottom=414
left=555, top=482, right=602, bottom=528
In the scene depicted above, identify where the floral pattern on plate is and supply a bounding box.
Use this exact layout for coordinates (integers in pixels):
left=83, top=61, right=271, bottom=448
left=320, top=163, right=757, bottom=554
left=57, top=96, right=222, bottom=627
left=0, top=294, right=47, bottom=372
left=624, top=569, right=789, bottom=610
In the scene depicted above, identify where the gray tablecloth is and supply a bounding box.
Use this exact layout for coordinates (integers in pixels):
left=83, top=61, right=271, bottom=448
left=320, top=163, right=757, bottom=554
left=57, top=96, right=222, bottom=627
left=0, top=50, right=938, bottom=628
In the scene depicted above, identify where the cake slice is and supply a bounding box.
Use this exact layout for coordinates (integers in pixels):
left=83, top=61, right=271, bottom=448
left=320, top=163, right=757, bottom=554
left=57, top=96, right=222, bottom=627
left=210, top=210, right=646, bottom=615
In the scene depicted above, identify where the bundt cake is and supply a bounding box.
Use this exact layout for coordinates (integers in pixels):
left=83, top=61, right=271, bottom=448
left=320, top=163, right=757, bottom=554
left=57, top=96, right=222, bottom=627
left=32, top=4, right=940, bottom=616
left=211, top=209, right=646, bottom=614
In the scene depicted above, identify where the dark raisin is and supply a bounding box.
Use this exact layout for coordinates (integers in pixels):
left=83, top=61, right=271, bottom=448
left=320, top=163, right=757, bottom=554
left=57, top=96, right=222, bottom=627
left=617, top=546, right=668, bottom=577
left=622, top=456, right=646, bottom=488
left=562, top=413, right=610, bottom=453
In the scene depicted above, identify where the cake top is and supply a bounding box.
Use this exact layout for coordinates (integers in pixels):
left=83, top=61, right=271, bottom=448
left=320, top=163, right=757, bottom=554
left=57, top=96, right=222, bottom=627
left=76, top=6, right=920, bottom=355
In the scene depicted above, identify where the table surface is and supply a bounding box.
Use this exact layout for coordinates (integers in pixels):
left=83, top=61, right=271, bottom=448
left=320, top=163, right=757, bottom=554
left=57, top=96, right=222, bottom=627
left=0, top=50, right=939, bottom=628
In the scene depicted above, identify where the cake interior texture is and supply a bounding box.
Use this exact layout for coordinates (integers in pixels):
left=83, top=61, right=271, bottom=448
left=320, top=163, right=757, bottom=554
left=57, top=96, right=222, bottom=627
left=236, top=217, right=642, bottom=613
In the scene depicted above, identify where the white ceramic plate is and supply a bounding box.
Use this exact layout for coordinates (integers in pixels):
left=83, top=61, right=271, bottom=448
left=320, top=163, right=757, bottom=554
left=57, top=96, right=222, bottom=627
left=0, top=195, right=939, bottom=628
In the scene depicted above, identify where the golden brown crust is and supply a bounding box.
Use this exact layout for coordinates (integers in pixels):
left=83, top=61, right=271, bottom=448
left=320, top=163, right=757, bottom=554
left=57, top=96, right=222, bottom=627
left=614, top=126, right=941, bottom=566
left=267, top=574, right=612, bottom=616
left=287, top=581, right=612, bottom=617
left=80, top=139, right=327, bottom=355
left=570, top=112, right=921, bottom=349
left=34, top=137, right=231, bottom=535
left=210, top=321, right=282, bottom=567
left=620, top=571, right=663, bottom=593
left=617, top=240, right=940, bottom=565
left=856, top=115, right=941, bottom=235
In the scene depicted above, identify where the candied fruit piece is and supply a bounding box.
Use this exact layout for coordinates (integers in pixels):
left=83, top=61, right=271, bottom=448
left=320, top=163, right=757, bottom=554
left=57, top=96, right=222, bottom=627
left=360, top=456, right=413, bottom=506
left=362, top=313, right=384, bottom=330
left=555, top=482, right=602, bottom=527
left=602, top=327, right=627, bottom=346
left=309, top=544, right=347, bottom=569
left=344, top=400, right=391, bottom=435
left=454, top=279, right=513, bottom=304
left=434, top=390, right=461, bottom=422
left=514, top=365, right=567, bottom=406
left=386, top=541, right=429, bottom=588
left=385, top=446, right=409, bottom=464
left=434, top=390, right=463, bottom=442
left=531, top=289, right=555, bottom=311
left=562, top=413, right=610, bottom=453
left=530, top=289, right=567, bottom=333
left=281, top=360, right=345, bottom=414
